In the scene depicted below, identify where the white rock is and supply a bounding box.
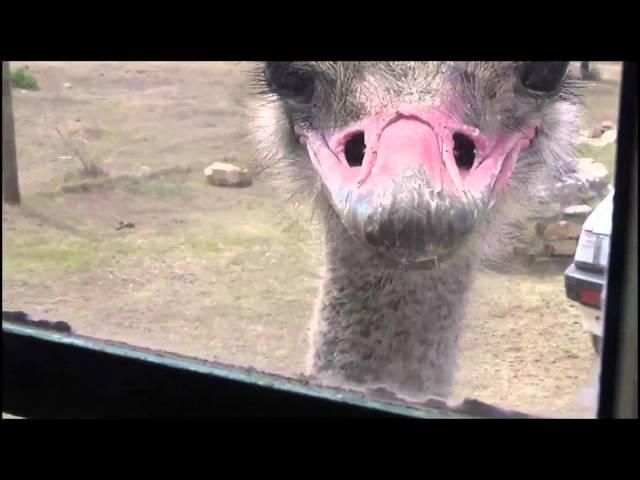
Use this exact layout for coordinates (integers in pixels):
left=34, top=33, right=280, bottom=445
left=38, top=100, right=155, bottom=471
left=575, top=157, right=609, bottom=191
left=63, top=82, right=72, bottom=89
left=601, top=128, right=617, bottom=145
left=576, top=157, right=595, bottom=166
left=551, top=177, right=596, bottom=205
left=204, top=162, right=252, bottom=188
left=563, top=204, right=593, bottom=217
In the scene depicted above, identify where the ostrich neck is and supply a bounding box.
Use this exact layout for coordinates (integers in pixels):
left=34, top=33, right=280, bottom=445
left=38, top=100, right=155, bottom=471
left=309, top=211, right=475, bottom=400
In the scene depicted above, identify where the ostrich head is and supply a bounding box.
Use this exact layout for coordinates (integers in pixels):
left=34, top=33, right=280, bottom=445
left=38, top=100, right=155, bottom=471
left=251, top=62, right=580, bottom=269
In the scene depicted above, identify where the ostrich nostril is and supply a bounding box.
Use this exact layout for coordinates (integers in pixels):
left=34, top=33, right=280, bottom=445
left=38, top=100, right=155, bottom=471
left=452, top=132, right=476, bottom=172
left=344, top=131, right=366, bottom=167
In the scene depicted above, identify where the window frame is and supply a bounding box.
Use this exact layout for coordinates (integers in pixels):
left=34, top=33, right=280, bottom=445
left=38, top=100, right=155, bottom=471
left=596, top=61, right=637, bottom=419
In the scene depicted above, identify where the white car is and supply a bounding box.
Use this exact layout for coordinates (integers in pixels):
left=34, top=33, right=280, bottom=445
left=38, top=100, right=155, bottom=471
left=564, top=190, right=614, bottom=354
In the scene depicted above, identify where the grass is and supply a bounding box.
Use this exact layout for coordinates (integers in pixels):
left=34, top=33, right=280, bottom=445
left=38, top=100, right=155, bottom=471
left=60, top=172, right=195, bottom=197
left=579, top=69, right=622, bottom=128
left=2, top=235, right=99, bottom=278
left=121, top=179, right=194, bottom=198
left=2, top=179, right=314, bottom=283
left=10, top=67, right=39, bottom=90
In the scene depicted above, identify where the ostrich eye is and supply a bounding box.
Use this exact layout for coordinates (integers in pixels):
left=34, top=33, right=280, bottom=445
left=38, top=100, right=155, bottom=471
left=264, top=62, right=315, bottom=104
left=518, top=61, right=570, bottom=93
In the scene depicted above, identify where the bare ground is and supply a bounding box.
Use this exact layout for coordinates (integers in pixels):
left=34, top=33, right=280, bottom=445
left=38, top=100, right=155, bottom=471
left=3, top=61, right=622, bottom=418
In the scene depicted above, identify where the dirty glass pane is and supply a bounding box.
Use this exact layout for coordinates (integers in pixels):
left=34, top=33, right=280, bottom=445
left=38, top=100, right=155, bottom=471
left=2, top=61, right=624, bottom=418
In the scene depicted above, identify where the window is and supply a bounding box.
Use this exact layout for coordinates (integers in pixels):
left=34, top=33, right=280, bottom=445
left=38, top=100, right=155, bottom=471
left=2, top=61, right=636, bottom=418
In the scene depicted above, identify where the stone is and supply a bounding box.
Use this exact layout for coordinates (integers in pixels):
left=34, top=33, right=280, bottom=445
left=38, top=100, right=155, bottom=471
left=543, top=221, right=583, bottom=241
left=601, top=128, right=617, bottom=145
left=204, top=162, right=252, bottom=188
left=550, top=178, right=596, bottom=205
left=545, top=239, right=578, bottom=257
left=563, top=204, right=593, bottom=219
left=63, top=82, right=72, bottom=89
left=534, top=203, right=563, bottom=236
left=575, top=157, right=609, bottom=192
left=576, top=157, right=595, bottom=167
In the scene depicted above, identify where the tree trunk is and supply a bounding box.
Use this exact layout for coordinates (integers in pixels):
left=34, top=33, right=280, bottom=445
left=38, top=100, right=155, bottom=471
left=2, top=61, right=21, bottom=205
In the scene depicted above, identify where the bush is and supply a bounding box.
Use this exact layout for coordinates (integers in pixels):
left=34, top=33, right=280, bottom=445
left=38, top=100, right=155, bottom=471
left=10, top=66, right=39, bottom=90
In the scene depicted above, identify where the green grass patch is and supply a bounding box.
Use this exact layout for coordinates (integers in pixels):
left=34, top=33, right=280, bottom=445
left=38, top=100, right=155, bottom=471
left=3, top=235, right=98, bottom=278
left=121, top=180, right=194, bottom=198
left=10, top=67, right=39, bottom=90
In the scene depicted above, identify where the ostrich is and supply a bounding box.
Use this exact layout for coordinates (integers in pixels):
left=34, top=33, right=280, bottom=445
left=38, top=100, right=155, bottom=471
left=249, top=62, right=581, bottom=401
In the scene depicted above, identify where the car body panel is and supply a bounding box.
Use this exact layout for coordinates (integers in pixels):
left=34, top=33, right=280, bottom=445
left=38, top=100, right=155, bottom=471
left=564, top=190, right=614, bottom=344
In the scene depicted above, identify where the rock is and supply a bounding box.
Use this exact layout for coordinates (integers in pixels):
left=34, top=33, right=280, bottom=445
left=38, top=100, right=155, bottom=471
left=544, top=221, right=583, bottom=241
left=601, top=120, right=615, bottom=131
left=63, top=82, right=72, bottom=89
left=574, top=157, right=609, bottom=193
left=522, top=157, right=610, bottom=261
left=576, top=157, right=595, bottom=167
left=535, top=219, right=557, bottom=237
left=563, top=204, right=593, bottom=219
left=601, top=128, right=617, bottom=145
left=204, top=162, right=252, bottom=188
left=550, top=178, right=596, bottom=205
left=534, top=203, right=563, bottom=236
left=545, top=239, right=578, bottom=257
